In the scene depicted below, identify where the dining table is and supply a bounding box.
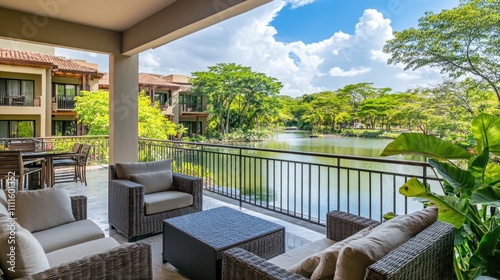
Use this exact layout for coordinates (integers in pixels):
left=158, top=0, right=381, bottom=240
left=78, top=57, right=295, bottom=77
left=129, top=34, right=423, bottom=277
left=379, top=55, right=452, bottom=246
left=22, top=150, right=76, bottom=188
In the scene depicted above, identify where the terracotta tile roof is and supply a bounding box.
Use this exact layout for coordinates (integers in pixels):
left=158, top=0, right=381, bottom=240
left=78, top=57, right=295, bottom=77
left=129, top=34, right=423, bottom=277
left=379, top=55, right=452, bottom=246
left=0, top=48, right=98, bottom=74
left=99, top=73, right=110, bottom=87
left=99, top=73, right=183, bottom=89
left=139, top=73, right=180, bottom=88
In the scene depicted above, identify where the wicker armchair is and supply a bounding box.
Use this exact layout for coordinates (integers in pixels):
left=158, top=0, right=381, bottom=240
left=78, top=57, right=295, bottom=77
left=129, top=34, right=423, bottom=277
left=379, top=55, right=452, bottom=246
left=17, top=196, right=152, bottom=280
left=108, top=164, right=203, bottom=241
left=222, top=211, right=455, bottom=280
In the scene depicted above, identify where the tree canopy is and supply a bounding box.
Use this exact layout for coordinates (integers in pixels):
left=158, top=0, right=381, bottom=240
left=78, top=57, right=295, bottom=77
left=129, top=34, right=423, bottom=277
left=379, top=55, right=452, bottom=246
left=383, top=0, right=500, bottom=102
left=191, top=63, right=282, bottom=138
left=74, top=90, right=177, bottom=139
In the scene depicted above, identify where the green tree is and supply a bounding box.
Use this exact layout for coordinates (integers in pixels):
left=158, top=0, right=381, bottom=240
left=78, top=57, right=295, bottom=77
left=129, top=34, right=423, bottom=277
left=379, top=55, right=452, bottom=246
left=191, top=63, right=282, bottom=137
left=74, top=90, right=176, bottom=139
left=383, top=0, right=500, bottom=102
left=74, top=90, right=109, bottom=135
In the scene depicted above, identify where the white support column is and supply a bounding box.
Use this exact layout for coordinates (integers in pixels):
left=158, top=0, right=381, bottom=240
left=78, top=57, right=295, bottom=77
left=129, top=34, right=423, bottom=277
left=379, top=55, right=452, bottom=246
left=109, top=54, right=139, bottom=164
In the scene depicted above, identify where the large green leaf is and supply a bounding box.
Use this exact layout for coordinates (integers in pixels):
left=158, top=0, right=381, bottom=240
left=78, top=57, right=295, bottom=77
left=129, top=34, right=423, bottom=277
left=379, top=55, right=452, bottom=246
left=399, top=178, right=467, bottom=228
left=470, top=186, right=500, bottom=207
left=472, top=114, right=500, bottom=156
left=469, top=226, right=500, bottom=278
left=429, top=159, right=475, bottom=191
left=381, top=133, right=471, bottom=160
left=484, top=163, right=500, bottom=186
left=468, top=147, right=489, bottom=184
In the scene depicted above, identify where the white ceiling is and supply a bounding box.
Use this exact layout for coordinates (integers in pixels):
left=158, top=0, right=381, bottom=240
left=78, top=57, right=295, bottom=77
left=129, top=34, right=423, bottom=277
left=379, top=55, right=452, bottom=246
left=0, top=0, right=178, bottom=31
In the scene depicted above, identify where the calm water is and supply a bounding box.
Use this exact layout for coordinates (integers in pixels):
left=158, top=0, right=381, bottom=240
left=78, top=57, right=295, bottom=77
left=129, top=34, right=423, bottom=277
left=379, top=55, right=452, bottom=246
left=205, top=133, right=429, bottom=221
left=240, top=132, right=396, bottom=158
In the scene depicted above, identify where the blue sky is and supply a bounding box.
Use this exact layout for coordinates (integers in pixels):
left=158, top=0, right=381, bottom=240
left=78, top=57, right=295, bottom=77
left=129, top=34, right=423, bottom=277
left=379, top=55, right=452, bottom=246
left=56, top=0, right=459, bottom=97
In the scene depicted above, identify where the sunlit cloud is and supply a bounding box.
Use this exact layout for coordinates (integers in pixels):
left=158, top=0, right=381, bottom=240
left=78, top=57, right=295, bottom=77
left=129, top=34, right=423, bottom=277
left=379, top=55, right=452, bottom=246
left=329, top=66, right=371, bottom=77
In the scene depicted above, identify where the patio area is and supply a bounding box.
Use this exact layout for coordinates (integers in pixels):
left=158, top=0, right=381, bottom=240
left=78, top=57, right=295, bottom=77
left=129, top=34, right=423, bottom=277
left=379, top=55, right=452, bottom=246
left=55, top=165, right=326, bottom=279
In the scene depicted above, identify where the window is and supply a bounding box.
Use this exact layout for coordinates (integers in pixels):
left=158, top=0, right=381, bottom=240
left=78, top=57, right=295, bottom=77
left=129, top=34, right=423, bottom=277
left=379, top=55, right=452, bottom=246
left=52, top=120, right=77, bottom=136
left=53, top=83, right=80, bottom=109
left=0, top=120, right=35, bottom=138
left=180, top=121, right=202, bottom=136
left=154, top=90, right=171, bottom=107
left=0, top=79, right=35, bottom=106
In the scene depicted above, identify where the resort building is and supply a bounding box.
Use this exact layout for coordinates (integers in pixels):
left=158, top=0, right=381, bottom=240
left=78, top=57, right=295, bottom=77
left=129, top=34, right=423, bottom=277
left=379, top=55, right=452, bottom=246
left=0, top=46, right=102, bottom=138
left=99, top=73, right=208, bottom=136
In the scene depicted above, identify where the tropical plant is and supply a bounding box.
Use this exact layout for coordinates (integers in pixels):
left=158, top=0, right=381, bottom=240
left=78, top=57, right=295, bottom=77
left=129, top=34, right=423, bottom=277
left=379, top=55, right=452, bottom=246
left=381, top=113, right=500, bottom=279
left=383, top=0, right=500, bottom=103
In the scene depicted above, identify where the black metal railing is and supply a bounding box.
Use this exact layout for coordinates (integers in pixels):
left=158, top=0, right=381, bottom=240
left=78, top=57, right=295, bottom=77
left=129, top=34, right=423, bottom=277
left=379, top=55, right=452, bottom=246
left=0, top=93, right=36, bottom=107
left=138, top=139, right=441, bottom=225
left=0, top=136, right=109, bottom=165
left=0, top=135, right=442, bottom=225
left=56, top=97, right=75, bottom=109
left=179, top=102, right=207, bottom=113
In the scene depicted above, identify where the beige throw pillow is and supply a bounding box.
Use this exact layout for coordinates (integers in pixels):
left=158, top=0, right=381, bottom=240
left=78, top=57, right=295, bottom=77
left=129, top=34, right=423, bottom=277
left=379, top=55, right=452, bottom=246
left=0, top=204, right=9, bottom=217
left=289, top=227, right=373, bottom=279
left=130, top=170, right=174, bottom=194
left=0, top=190, right=7, bottom=209
left=115, top=159, right=172, bottom=179
left=0, top=216, right=50, bottom=278
left=310, top=226, right=373, bottom=280
left=288, top=251, right=321, bottom=278
left=14, top=188, right=76, bottom=233
left=334, top=207, right=438, bottom=280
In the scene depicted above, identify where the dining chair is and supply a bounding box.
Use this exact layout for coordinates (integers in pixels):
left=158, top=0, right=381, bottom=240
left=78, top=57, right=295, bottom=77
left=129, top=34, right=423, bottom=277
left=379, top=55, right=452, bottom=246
left=53, top=143, right=91, bottom=185
left=10, top=141, right=36, bottom=152
left=12, top=95, right=25, bottom=106
left=0, top=151, right=45, bottom=190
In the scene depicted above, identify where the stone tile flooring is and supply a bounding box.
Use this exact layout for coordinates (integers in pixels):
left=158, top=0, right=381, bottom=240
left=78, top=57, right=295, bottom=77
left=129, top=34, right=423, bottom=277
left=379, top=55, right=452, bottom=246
left=56, top=165, right=325, bottom=279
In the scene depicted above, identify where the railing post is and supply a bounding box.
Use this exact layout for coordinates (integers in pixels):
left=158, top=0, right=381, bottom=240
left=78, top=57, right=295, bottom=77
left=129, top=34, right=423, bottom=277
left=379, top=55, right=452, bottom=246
left=201, top=144, right=205, bottom=187
left=239, top=148, right=243, bottom=209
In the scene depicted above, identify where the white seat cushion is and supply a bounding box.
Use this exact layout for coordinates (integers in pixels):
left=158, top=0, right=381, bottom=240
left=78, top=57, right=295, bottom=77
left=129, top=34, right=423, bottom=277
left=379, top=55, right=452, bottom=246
left=268, top=238, right=335, bottom=270
left=144, top=191, right=193, bottom=215
left=46, top=237, right=120, bottom=267
left=33, top=219, right=105, bottom=253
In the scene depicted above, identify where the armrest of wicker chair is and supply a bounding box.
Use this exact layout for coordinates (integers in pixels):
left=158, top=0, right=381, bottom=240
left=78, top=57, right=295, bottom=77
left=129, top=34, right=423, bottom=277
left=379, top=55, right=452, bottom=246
left=365, top=221, right=455, bottom=280
left=172, top=172, right=203, bottom=211
left=18, top=241, right=152, bottom=280
left=70, top=195, right=87, bottom=221
left=326, top=210, right=382, bottom=241
left=222, top=247, right=307, bottom=280
left=108, top=179, right=146, bottom=235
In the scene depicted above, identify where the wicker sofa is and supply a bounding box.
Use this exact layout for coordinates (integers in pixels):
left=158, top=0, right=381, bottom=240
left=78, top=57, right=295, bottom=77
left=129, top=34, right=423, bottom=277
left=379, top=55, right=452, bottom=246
left=222, top=210, right=455, bottom=280
left=0, top=189, right=152, bottom=280
left=108, top=160, right=203, bottom=241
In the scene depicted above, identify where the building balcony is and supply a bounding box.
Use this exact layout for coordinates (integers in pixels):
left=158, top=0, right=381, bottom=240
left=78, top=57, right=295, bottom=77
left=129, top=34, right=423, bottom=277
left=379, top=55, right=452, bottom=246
left=55, top=97, right=76, bottom=110
left=179, top=103, right=207, bottom=113
left=0, top=93, right=39, bottom=107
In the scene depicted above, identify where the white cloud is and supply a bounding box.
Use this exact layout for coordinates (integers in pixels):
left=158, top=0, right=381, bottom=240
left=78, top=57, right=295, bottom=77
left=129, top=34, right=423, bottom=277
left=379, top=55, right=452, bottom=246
left=370, top=50, right=390, bottom=62
left=286, top=0, right=315, bottom=9
left=56, top=1, right=445, bottom=96
left=139, top=52, right=161, bottom=73
left=329, top=67, right=371, bottom=77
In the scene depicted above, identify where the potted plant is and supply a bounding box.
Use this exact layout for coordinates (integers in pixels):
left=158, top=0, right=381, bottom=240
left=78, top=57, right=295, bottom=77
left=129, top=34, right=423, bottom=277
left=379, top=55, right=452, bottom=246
left=175, top=124, right=187, bottom=141
left=381, top=113, right=500, bottom=279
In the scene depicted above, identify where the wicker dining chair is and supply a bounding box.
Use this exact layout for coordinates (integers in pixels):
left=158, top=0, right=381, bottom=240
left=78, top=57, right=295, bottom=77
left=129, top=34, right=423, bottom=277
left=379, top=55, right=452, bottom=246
left=9, top=141, right=36, bottom=152
left=0, top=150, right=45, bottom=190
left=53, top=143, right=91, bottom=185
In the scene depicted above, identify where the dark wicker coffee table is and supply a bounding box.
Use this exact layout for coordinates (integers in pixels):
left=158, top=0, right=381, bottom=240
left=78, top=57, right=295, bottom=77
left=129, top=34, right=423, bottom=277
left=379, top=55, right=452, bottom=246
left=162, top=206, right=285, bottom=280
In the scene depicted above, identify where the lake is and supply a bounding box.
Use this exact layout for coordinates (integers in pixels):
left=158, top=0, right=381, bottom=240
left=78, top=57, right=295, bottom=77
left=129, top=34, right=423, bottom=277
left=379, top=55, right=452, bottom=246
left=198, top=132, right=431, bottom=222
left=239, top=132, right=396, bottom=158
